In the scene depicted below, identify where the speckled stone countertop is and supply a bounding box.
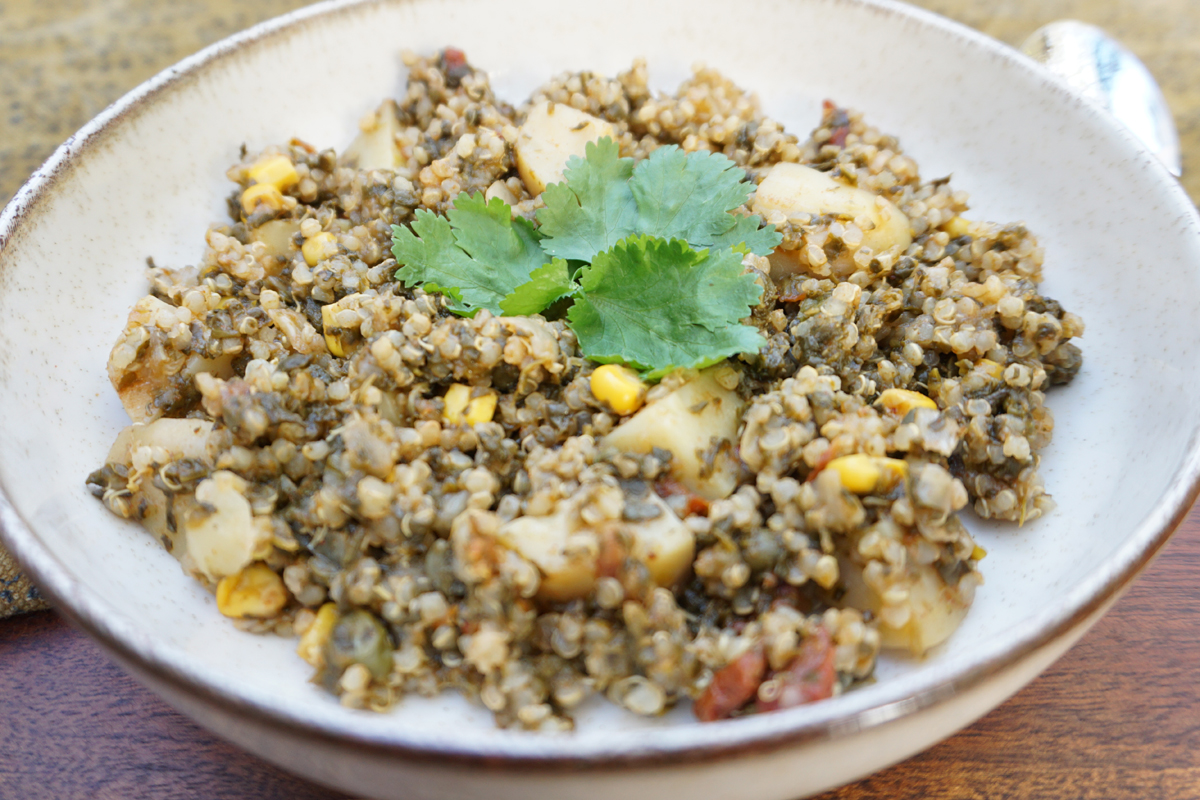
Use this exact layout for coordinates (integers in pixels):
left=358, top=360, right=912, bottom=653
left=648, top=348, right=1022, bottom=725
left=1, top=0, right=1197, bottom=609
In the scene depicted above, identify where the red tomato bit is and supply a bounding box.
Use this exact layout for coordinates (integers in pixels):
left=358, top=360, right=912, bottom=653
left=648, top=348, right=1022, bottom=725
left=694, top=646, right=767, bottom=722
left=756, top=626, right=836, bottom=712
left=821, top=100, right=851, bottom=148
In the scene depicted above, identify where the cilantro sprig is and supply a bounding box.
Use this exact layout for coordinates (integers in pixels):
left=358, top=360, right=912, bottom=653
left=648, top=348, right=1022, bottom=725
left=539, top=138, right=780, bottom=259
left=390, top=138, right=780, bottom=377
left=569, top=236, right=766, bottom=380
left=391, top=193, right=568, bottom=317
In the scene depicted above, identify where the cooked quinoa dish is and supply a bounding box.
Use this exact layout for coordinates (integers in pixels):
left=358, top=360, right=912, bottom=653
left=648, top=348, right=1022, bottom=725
left=87, top=49, right=1084, bottom=729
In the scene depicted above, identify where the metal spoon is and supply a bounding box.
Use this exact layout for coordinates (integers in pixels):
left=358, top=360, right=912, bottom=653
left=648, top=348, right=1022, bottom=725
left=1020, top=20, right=1182, bottom=176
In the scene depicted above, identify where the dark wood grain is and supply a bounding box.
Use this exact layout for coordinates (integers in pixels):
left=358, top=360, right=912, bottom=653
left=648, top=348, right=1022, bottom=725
left=3, top=503, right=1198, bottom=799
left=0, top=612, right=348, bottom=800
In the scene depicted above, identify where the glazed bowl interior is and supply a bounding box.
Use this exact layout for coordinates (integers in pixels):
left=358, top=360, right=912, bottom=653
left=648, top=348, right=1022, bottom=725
left=2, top=0, right=1199, bottom=763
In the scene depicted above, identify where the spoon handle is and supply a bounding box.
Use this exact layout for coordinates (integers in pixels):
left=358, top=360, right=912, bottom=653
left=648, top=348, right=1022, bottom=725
left=1020, top=20, right=1182, bottom=177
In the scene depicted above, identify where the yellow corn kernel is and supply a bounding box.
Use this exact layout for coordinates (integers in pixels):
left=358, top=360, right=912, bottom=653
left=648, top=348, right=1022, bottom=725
left=302, top=231, right=338, bottom=267
left=877, top=457, right=909, bottom=483
left=972, top=544, right=988, bottom=561
left=248, top=155, right=299, bottom=191
left=878, top=388, right=937, bottom=417
left=297, top=603, right=338, bottom=667
left=443, top=384, right=497, bottom=425
left=320, top=305, right=346, bottom=357
left=241, top=183, right=287, bottom=214
left=976, top=359, right=1004, bottom=380
left=216, top=563, right=289, bottom=619
left=943, top=216, right=972, bottom=237
left=826, top=454, right=909, bottom=494
left=464, top=392, right=497, bottom=425
left=590, top=364, right=646, bottom=415
left=443, top=384, right=471, bottom=423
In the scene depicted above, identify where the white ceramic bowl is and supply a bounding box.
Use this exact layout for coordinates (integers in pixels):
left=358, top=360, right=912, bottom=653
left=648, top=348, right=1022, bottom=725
left=3, top=0, right=1199, bottom=797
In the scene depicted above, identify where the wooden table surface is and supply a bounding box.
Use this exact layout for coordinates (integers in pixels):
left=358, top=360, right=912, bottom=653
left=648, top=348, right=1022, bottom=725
left=4, top=0, right=1200, bottom=798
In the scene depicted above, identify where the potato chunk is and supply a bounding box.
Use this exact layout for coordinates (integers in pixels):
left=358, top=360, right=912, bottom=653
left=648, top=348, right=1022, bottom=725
left=839, top=555, right=976, bottom=654
left=106, top=417, right=215, bottom=466
left=497, top=505, right=597, bottom=602
left=102, top=418, right=216, bottom=552
left=752, top=162, right=912, bottom=254
left=515, top=102, right=615, bottom=195
left=185, top=470, right=267, bottom=581
left=603, top=368, right=746, bottom=499
left=881, top=563, right=975, bottom=653
left=107, top=296, right=234, bottom=423
left=250, top=219, right=301, bottom=260
left=497, top=492, right=694, bottom=602
left=343, top=99, right=402, bottom=170
left=625, top=494, right=695, bottom=588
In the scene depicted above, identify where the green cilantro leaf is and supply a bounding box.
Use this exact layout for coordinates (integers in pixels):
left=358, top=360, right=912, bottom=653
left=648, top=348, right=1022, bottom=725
left=708, top=213, right=784, bottom=256
left=568, top=236, right=765, bottom=377
left=499, top=259, right=574, bottom=316
left=537, top=138, right=638, bottom=261
left=629, top=145, right=748, bottom=245
left=392, top=193, right=550, bottom=316
left=538, top=139, right=781, bottom=261
left=391, top=143, right=776, bottom=377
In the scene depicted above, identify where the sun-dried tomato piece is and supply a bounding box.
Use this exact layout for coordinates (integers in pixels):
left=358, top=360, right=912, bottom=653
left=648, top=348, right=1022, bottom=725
left=757, top=626, right=835, bottom=712
left=439, top=48, right=472, bottom=88
left=694, top=646, right=767, bottom=722
left=821, top=100, right=851, bottom=148
left=654, top=477, right=710, bottom=515
left=596, top=525, right=628, bottom=579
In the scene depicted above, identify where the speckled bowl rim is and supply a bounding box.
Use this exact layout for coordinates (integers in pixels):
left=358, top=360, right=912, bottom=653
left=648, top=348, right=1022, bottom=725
left=2, top=0, right=1199, bottom=772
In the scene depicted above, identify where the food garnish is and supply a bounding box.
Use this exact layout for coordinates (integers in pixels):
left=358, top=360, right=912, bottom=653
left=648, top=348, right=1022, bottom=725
left=391, top=137, right=780, bottom=377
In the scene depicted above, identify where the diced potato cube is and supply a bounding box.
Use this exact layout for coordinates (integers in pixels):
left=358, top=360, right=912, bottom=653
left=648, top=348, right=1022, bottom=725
left=251, top=219, right=300, bottom=260
left=343, top=99, right=402, bottom=171
left=105, top=418, right=215, bottom=467
left=497, top=507, right=598, bottom=602
left=877, top=563, right=973, bottom=653
left=625, top=494, right=695, bottom=588
left=603, top=368, right=746, bottom=499
left=185, top=470, right=266, bottom=581
left=515, top=102, right=615, bottom=195
left=752, top=162, right=912, bottom=254
left=839, top=554, right=976, bottom=654
left=103, top=418, right=216, bottom=552
left=107, top=295, right=234, bottom=423
left=497, top=493, right=694, bottom=602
